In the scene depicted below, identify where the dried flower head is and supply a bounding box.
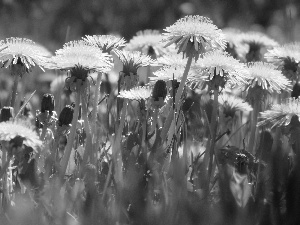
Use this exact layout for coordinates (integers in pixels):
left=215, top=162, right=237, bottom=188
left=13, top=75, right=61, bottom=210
left=114, top=49, right=154, bottom=75
left=83, top=35, right=126, bottom=53
left=0, top=119, right=42, bottom=150
left=0, top=37, right=51, bottom=73
left=264, top=42, right=300, bottom=81
left=258, top=98, right=300, bottom=128
left=46, top=40, right=113, bottom=73
left=163, top=15, right=227, bottom=59
left=126, top=30, right=168, bottom=58
left=189, top=50, right=249, bottom=89
left=218, top=93, right=253, bottom=118
left=246, top=62, right=291, bottom=93
left=118, top=86, right=152, bottom=101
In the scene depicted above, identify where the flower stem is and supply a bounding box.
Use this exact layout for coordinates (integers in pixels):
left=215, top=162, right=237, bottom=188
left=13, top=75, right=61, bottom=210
left=248, top=100, right=259, bottom=153
left=207, top=86, right=219, bottom=192
left=81, top=86, right=93, bottom=165
left=91, top=73, right=102, bottom=163
left=60, top=81, right=81, bottom=179
left=10, top=74, right=19, bottom=108
left=112, top=99, right=127, bottom=185
left=175, top=55, right=193, bottom=111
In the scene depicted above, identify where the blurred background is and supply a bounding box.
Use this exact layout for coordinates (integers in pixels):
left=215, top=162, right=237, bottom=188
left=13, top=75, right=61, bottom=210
left=0, top=0, right=300, bottom=108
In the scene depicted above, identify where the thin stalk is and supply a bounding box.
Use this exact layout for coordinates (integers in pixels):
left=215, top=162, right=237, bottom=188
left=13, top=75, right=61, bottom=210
left=248, top=100, right=260, bottom=153
left=91, top=73, right=102, bottom=163
left=10, top=74, right=20, bottom=108
left=112, top=99, right=127, bottom=185
left=81, top=89, right=93, bottom=165
left=270, top=127, right=282, bottom=225
left=150, top=107, right=158, bottom=134
left=60, top=81, right=81, bottom=179
left=175, top=55, right=193, bottom=111
left=207, top=86, right=219, bottom=192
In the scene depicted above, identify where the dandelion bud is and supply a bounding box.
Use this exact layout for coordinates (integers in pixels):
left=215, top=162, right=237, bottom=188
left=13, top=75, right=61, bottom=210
left=58, top=105, right=74, bottom=126
left=152, top=80, right=167, bottom=101
left=0, top=106, right=14, bottom=122
left=41, top=93, right=55, bottom=115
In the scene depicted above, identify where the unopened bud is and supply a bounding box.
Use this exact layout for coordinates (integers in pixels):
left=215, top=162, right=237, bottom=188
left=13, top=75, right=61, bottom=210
left=0, top=106, right=14, bottom=122
left=152, top=80, right=167, bottom=101
left=41, top=93, right=55, bottom=115
left=58, top=105, right=74, bottom=126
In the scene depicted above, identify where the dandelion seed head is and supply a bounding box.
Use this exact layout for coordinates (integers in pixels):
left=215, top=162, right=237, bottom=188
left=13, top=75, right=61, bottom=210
left=118, top=86, right=152, bottom=101
left=0, top=119, right=42, bottom=151
left=163, top=15, right=227, bottom=58
left=46, top=40, right=113, bottom=73
left=246, top=62, right=291, bottom=93
left=83, top=35, right=126, bottom=53
left=0, top=37, right=51, bottom=71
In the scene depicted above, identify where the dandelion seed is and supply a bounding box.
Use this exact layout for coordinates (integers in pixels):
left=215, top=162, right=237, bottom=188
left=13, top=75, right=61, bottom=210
left=0, top=119, right=42, bottom=150
left=189, top=50, right=249, bottom=89
left=246, top=62, right=291, bottom=93
left=0, top=37, right=51, bottom=72
left=118, top=86, right=152, bottom=101
left=258, top=97, right=300, bottom=128
left=162, top=15, right=227, bottom=59
left=83, top=35, right=126, bottom=53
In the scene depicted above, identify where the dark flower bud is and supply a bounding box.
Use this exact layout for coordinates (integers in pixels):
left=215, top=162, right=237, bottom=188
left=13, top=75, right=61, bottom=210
left=152, top=80, right=167, bottom=101
left=291, top=82, right=300, bottom=99
left=58, top=105, right=74, bottom=126
left=0, top=106, right=14, bottom=122
left=41, top=93, right=55, bottom=115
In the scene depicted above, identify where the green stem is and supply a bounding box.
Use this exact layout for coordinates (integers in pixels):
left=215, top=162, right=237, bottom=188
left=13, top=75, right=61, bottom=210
left=10, top=74, right=19, bottom=108
left=207, top=86, right=219, bottom=192
left=60, top=81, right=81, bottom=179
left=270, top=127, right=282, bottom=225
left=91, top=73, right=102, bottom=164
left=175, top=55, right=193, bottom=111
left=112, top=99, right=127, bottom=184
left=81, top=87, right=93, bottom=165
left=248, top=100, right=259, bottom=153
